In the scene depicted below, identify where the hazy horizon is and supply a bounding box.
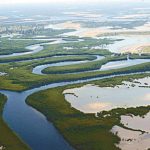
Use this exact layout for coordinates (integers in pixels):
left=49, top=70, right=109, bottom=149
left=0, top=0, right=148, bottom=4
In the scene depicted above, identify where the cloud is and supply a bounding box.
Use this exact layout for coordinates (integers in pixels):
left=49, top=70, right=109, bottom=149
left=84, top=102, right=111, bottom=111
left=143, top=93, right=150, bottom=101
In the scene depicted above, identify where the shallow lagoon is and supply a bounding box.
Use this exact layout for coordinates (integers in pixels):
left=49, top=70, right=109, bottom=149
left=64, top=77, right=150, bottom=113
left=111, top=111, right=150, bottom=150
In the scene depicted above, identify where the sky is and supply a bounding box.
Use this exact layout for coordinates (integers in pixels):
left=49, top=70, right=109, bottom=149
left=0, top=0, right=103, bottom=4
left=0, top=0, right=145, bottom=4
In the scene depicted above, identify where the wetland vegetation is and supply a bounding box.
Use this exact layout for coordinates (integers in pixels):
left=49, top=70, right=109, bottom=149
left=0, top=0, right=150, bottom=150
left=26, top=75, right=150, bottom=150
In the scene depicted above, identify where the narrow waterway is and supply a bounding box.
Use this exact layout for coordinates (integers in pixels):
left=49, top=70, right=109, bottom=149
left=38, top=58, right=150, bottom=75
left=0, top=38, right=78, bottom=58
left=32, top=55, right=104, bottom=75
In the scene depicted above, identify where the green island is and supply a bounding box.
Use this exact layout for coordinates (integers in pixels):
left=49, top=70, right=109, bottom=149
left=0, top=55, right=150, bottom=91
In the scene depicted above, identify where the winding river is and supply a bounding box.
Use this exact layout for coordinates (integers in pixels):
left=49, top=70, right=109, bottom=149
left=33, top=58, right=150, bottom=75
left=0, top=38, right=79, bottom=58
left=32, top=55, right=104, bottom=75
left=0, top=38, right=150, bottom=150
